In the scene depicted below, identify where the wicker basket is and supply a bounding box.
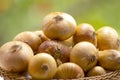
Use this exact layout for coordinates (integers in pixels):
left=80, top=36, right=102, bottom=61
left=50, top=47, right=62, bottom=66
left=0, top=67, right=120, bottom=80
left=0, top=68, right=120, bottom=80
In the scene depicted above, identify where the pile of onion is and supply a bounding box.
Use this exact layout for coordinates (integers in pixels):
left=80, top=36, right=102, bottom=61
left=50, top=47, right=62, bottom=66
left=1, top=11, right=120, bottom=79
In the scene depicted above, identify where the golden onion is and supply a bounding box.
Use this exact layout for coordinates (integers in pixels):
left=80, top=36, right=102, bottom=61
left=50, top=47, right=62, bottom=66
left=96, top=26, right=120, bottom=50
left=70, top=42, right=98, bottom=72
left=28, top=53, right=57, bottom=80
left=54, top=62, right=84, bottom=79
left=98, top=49, right=120, bottom=70
left=87, top=66, right=106, bottom=77
left=0, top=41, right=34, bottom=72
left=42, top=12, right=76, bottom=40
left=73, top=23, right=97, bottom=46
left=13, top=31, right=42, bottom=52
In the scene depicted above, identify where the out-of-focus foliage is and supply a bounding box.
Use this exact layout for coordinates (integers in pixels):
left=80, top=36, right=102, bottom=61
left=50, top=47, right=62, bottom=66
left=0, top=0, right=120, bottom=46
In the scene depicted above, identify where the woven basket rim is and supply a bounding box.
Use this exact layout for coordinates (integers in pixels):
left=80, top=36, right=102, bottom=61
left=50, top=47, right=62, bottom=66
left=0, top=66, right=120, bottom=80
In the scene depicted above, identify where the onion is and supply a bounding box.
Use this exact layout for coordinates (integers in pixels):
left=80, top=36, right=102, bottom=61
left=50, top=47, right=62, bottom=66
left=13, top=31, right=42, bottom=52
left=59, top=36, right=74, bottom=47
left=96, top=26, right=120, bottom=50
left=70, top=41, right=98, bottom=72
left=38, top=40, right=71, bottom=65
left=0, top=41, right=34, bottom=72
left=73, top=23, right=97, bottom=46
left=28, top=53, right=57, bottom=80
left=87, top=66, right=106, bottom=77
left=42, top=12, right=76, bottom=40
left=54, top=62, right=84, bottom=79
left=98, top=49, right=120, bottom=70
left=34, top=30, right=50, bottom=42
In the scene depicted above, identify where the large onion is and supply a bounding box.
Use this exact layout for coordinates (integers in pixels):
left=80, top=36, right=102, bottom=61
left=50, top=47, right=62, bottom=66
left=0, top=41, right=34, bottom=72
left=13, top=31, right=42, bottom=52
left=70, top=42, right=98, bottom=72
left=73, top=23, right=97, bottom=46
left=28, top=53, right=57, bottom=80
left=98, top=49, right=120, bottom=70
left=54, top=62, right=84, bottom=79
left=42, top=12, right=76, bottom=40
left=96, top=26, right=120, bottom=50
left=38, top=40, right=71, bottom=65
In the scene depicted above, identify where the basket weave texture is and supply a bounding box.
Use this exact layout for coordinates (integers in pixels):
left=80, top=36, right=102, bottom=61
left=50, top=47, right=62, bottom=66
left=0, top=67, right=120, bottom=80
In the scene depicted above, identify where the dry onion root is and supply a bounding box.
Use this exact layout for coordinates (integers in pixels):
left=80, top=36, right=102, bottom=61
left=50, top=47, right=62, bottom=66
left=0, top=41, right=34, bottom=72
left=42, top=12, right=76, bottom=40
left=54, top=62, right=84, bottom=79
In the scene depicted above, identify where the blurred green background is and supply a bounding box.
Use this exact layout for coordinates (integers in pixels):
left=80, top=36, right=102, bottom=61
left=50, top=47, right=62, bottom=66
left=0, top=0, right=120, bottom=46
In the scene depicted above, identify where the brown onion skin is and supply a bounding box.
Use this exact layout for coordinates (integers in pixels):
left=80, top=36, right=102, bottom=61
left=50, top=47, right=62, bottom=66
left=0, top=41, right=34, bottom=72
left=13, top=31, right=42, bottom=52
left=38, top=40, right=71, bottom=65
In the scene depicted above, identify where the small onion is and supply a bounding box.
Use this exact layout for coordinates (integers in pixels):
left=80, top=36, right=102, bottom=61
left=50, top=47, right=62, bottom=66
left=13, top=31, right=42, bottom=52
left=87, top=66, right=106, bottom=77
left=0, top=41, right=34, bottom=72
left=38, top=40, right=71, bottom=65
left=42, top=12, right=76, bottom=40
left=70, top=42, right=98, bottom=72
left=54, top=62, right=84, bottom=79
left=28, top=53, right=57, bottom=80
